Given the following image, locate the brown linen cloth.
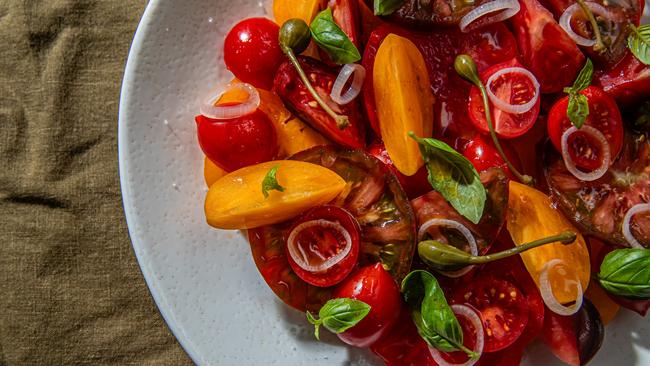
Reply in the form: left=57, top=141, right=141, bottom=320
left=0, top=1, right=192, bottom=365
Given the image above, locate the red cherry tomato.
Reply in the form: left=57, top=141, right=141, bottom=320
left=547, top=86, right=624, bottom=170
left=195, top=110, right=278, bottom=172
left=332, top=263, right=402, bottom=347
left=223, top=18, right=283, bottom=90
left=371, top=308, right=435, bottom=365
left=285, top=206, right=360, bottom=288
left=367, top=142, right=431, bottom=199
left=452, top=276, right=529, bottom=352
left=468, top=59, right=541, bottom=139
left=459, top=134, right=521, bottom=180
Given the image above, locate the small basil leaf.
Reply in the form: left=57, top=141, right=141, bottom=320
left=628, top=24, right=650, bottom=66
left=309, top=8, right=361, bottom=64
left=374, top=0, right=404, bottom=15
left=306, top=298, right=371, bottom=340
left=570, top=59, right=594, bottom=93
left=410, top=133, right=486, bottom=224
left=567, top=93, right=590, bottom=128
left=598, top=248, right=650, bottom=299
left=262, top=165, right=285, bottom=198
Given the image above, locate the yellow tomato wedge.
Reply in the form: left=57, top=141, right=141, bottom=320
left=507, top=181, right=590, bottom=304
left=204, top=157, right=227, bottom=187
left=273, top=0, right=323, bottom=25
left=585, top=281, right=620, bottom=325
left=205, top=161, right=346, bottom=229
left=373, top=34, right=434, bottom=176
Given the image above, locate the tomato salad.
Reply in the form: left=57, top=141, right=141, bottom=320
left=196, top=0, right=650, bottom=364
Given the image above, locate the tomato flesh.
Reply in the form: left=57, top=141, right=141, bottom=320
left=223, top=18, right=283, bottom=90
left=367, top=142, right=431, bottom=199
left=468, top=59, right=541, bottom=139
left=542, top=310, right=580, bottom=366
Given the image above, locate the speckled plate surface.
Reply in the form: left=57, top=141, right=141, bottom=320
left=118, top=0, right=650, bottom=365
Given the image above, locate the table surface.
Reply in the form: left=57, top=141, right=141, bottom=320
left=0, top=1, right=191, bottom=364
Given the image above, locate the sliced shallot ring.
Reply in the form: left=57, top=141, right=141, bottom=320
left=559, top=2, right=615, bottom=47
left=428, top=304, right=484, bottom=366
left=330, top=64, right=366, bottom=105
left=199, top=82, right=260, bottom=120
left=561, top=125, right=611, bottom=182
left=459, top=0, right=521, bottom=33
left=418, top=219, right=478, bottom=278
left=286, top=219, right=352, bottom=273
left=539, top=259, right=584, bottom=316
left=486, top=67, right=540, bottom=114
left=622, top=203, right=650, bottom=248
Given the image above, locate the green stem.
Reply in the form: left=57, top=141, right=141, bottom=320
left=282, top=46, right=350, bottom=129
left=576, top=0, right=606, bottom=53
left=468, top=231, right=577, bottom=264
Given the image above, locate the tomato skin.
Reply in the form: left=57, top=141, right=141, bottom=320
left=371, top=308, right=435, bottom=365
left=367, top=142, right=431, bottom=199
left=547, top=86, right=624, bottom=169
left=468, top=59, right=541, bottom=139
left=459, top=134, right=521, bottom=181
left=333, top=263, right=402, bottom=347
left=285, top=205, right=361, bottom=287
left=595, top=52, right=650, bottom=106
left=195, top=111, right=278, bottom=172
left=223, top=18, right=283, bottom=90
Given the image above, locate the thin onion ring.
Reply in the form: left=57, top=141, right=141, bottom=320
left=330, top=64, right=366, bottom=105
left=559, top=2, right=617, bottom=47
left=286, top=219, right=352, bottom=273
left=486, top=67, right=540, bottom=115
left=539, top=259, right=584, bottom=316
left=459, top=0, right=521, bottom=33
left=622, top=203, right=650, bottom=248
left=561, top=125, right=611, bottom=182
left=199, top=82, right=260, bottom=120
left=428, top=304, right=484, bottom=366
left=418, top=219, right=478, bottom=278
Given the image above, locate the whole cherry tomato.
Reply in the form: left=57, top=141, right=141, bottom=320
left=195, top=110, right=278, bottom=172
left=459, top=134, right=522, bottom=181
left=367, top=142, right=431, bottom=199
left=547, top=86, right=624, bottom=170
left=285, top=205, right=361, bottom=288
left=332, top=263, right=402, bottom=347
left=224, top=18, right=284, bottom=90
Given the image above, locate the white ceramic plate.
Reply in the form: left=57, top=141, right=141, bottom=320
left=119, top=1, right=650, bottom=365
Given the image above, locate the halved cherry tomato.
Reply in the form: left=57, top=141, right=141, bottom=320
left=548, top=86, right=624, bottom=170
left=223, top=18, right=284, bottom=90
left=195, top=110, right=278, bottom=172
left=332, top=263, right=402, bottom=347
left=370, top=308, right=435, bottom=365
left=285, top=205, right=360, bottom=287
left=459, top=134, right=522, bottom=180
left=452, top=276, right=529, bottom=352
left=468, top=59, right=541, bottom=139
left=367, top=142, right=431, bottom=199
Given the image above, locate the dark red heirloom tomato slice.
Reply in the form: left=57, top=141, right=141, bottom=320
left=509, top=0, right=585, bottom=93
left=223, top=18, right=283, bottom=90
left=274, top=57, right=366, bottom=149
left=374, top=0, right=492, bottom=28
left=248, top=146, right=416, bottom=311
left=545, top=131, right=650, bottom=248
left=195, top=111, right=278, bottom=172
left=468, top=59, right=541, bottom=139
left=367, top=142, right=431, bottom=199
left=542, top=309, right=580, bottom=366
left=595, top=52, right=650, bottom=106
left=285, top=205, right=360, bottom=287
left=548, top=86, right=624, bottom=170
left=459, top=134, right=522, bottom=181
left=332, top=263, right=402, bottom=347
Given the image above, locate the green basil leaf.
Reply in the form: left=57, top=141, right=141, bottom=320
left=261, top=165, right=285, bottom=198
left=410, top=133, right=486, bottom=224
left=598, top=248, right=650, bottom=299
left=306, top=298, right=371, bottom=340
left=402, top=270, right=476, bottom=357
left=374, top=0, right=404, bottom=15
left=570, top=58, right=594, bottom=93
left=567, top=93, right=590, bottom=128
left=309, top=8, right=361, bottom=64
left=628, top=24, right=650, bottom=66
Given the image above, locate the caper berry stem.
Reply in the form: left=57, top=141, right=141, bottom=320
left=576, top=0, right=607, bottom=53
left=467, top=231, right=577, bottom=264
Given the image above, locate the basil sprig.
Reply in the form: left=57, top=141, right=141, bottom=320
left=310, top=9, right=360, bottom=65
left=598, top=248, right=650, bottom=299
left=402, top=270, right=478, bottom=357
left=261, top=165, right=285, bottom=198
left=374, top=0, right=404, bottom=15
left=563, top=59, right=593, bottom=128
left=409, top=132, right=486, bottom=225
left=306, top=298, right=371, bottom=340
left=628, top=24, right=650, bottom=66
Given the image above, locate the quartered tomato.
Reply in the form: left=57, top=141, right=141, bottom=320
left=285, top=205, right=360, bottom=287
left=548, top=86, right=624, bottom=170
left=468, top=59, right=541, bottom=139
left=367, top=142, right=432, bottom=199
left=596, top=52, right=650, bottom=106
left=542, top=309, right=580, bottom=366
